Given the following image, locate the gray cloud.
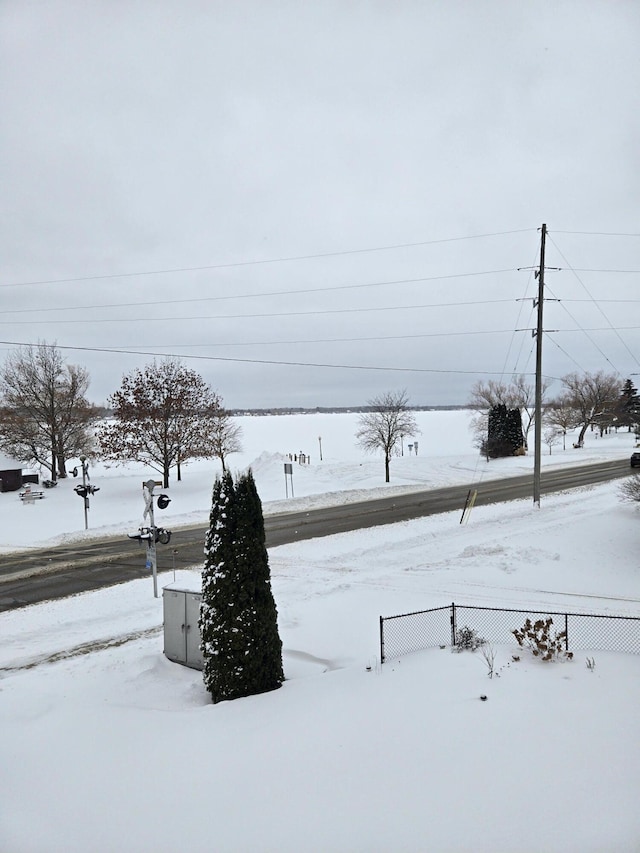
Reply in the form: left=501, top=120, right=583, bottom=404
left=1, top=1, right=639, bottom=407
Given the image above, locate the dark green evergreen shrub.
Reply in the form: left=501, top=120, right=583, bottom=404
left=453, top=625, right=486, bottom=651
left=199, top=469, right=284, bottom=703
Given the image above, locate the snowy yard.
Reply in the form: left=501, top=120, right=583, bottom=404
left=1, top=411, right=639, bottom=852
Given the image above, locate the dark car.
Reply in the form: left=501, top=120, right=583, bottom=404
left=631, top=452, right=640, bottom=468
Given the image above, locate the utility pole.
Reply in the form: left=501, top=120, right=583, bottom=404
left=533, top=223, right=547, bottom=506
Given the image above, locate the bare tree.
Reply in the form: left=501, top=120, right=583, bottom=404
left=469, top=379, right=511, bottom=410
left=208, top=408, right=243, bottom=473
left=355, top=389, right=419, bottom=483
left=470, top=375, right=550, bottom=448
left=544, top=394, right=580, bottom=450
left=543, top=427, right=561, bottom=455
left=560, top=371, right=620, bottom=447
left=0, top=342, right=97, bottom=480
left=98, top=358, right=231, bottom=487
left=509, top=374, right=551, bottom=447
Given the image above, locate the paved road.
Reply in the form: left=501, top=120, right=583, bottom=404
left=0, top=458, right=631, bottom=611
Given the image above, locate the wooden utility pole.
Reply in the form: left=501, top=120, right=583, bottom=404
left=533, top=223, right=546, bottom=506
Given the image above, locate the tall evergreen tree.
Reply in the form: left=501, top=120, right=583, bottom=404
left=505, top=407, right=524, bottom=453
left=200, top=472, right=236, bottom=700
left=199, top=469, right=283, bottom=703
left=484, top=404, right=524, bottom=458
left=615, top=379, right=640, bottom=431
left=485, top=404, right=510, bottom=458
left=234, top=470, right=284, bottom=694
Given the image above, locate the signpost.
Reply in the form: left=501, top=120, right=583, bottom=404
left=128, top=479, right=172, bottom=598
left=284, top=462, right=294, bottom=498
left=73, top=455, right=100, bottom=529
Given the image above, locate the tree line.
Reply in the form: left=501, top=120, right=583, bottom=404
left=0, top=343, right=242, bottom=486
left=1, top=343, right=636, bottom=487
left=469, top=372, right=639, bottom=458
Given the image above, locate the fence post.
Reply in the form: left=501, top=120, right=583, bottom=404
left=565, top=612, right=569, bottom=652
left=450, top=602, right=457, bottom=647
left=379, top=616, right=385, bottom=664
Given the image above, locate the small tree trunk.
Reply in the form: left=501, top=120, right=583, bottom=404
left=384, top=454, right=390, bottom=483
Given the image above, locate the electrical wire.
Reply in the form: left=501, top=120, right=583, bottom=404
left=0, top=338, right=551, bottom=378
left=0, top=228, right=535, bottom=288
left=551, top=231, right=640, bottom=238
left=548, top=234, right=640, bottom=371
left=0, top=300, right=522, bottom=325
left=0, top=274, right=518, bottom=316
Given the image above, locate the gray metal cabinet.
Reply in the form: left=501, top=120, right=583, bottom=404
left=163, top=587, right=203, bottom=670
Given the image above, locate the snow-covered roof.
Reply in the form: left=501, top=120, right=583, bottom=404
left=0, top=454, right=22, bottom=470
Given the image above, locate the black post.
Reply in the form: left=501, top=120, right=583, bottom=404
left=450, top=602, right=457, bottom=647
left=379, top=616, right=385, bottom=664
left=565, top=613, right=569, bottom=651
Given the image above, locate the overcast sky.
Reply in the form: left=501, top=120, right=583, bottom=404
left=1, top=1, right=639, bottom=408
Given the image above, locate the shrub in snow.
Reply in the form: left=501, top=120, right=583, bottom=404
left=618, top=475, right=640, bottom=503
left=480, top=643, right=497, bottom=678
left=453, top=625, right=486, bottom=652
left=199, top=469, right=284, bottom=703
left=512, top=617, right=573, bottom=662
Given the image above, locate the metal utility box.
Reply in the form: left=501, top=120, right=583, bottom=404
left=162, top=586, right=203, bottom=670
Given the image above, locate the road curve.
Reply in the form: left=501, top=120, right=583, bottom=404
left=0, top=458, right=631, bottom=611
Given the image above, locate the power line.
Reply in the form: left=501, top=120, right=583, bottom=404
left=543, top=333, right=588, bottom=374
left=0, top=228, right=534, bottom=288
left=501, top=239, right=540, bottom=380
left=548, top=234, right=640, bottom=371
left=119, top=328, right=525, bottom=350
left=0, top=338, right=552, bottom=378
left=568, top=268, right=640, bottom=273
left=0, top=299, right=521, bottom=325
left=0, top=270, right=518, bottom=316
left=551, top=230, right=640, bottom=238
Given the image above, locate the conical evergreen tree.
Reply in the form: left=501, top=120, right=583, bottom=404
left=234, top=470, right=284, bottom=695
left=616, top=379, right=640, bottom=431
left=199, top=469, right=283, bottom=703
left=485, top=404, right=524, bottom=457
left=505, top=407, right=524, bottom=453
left=200, top=471, right=237, bottom=700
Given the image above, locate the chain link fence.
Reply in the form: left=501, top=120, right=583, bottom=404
left=380, top=602, right=640, bottom=663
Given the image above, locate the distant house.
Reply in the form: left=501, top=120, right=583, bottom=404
left=0, top=455, right=24, bottom=492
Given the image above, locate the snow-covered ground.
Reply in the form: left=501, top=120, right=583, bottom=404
left=0, top=409, right=634, bottom=552
left=1, top=411, right=640, bottom=852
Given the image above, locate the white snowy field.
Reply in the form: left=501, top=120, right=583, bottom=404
left=0, top=409, right=635, bottom=553
left=1, top=411, right=640, bottom=852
